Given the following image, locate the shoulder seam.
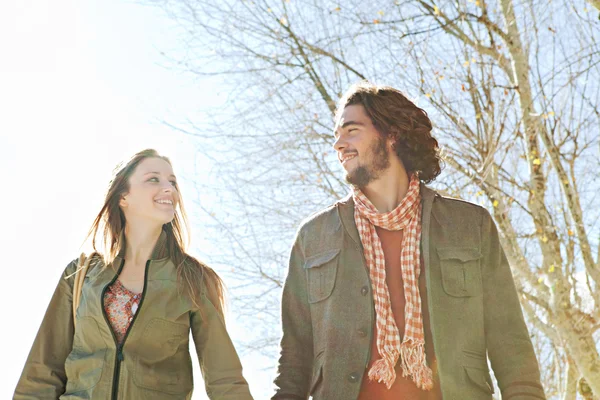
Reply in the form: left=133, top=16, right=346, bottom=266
left=436, top=194, right=485, bottom=209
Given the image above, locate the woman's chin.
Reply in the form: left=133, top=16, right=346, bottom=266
left=154, top=211, right=175, bottom=225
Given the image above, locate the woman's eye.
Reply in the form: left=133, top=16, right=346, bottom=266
left=148, top=177, right=159, bottom=182
left=170, top=181, right=178, bottom=187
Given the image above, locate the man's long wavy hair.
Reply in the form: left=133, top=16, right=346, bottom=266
left=335, top=81, right=443, bottom=183
left=86, top=149, right=225, bottom=316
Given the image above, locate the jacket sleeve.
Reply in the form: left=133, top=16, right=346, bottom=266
left=272, top=230, right=313, bottom=400
left=190, top=291, right=253, bottom=400
left=14, top=259, right=78, bottom=400
left=481, top=210, right=546, bottom=399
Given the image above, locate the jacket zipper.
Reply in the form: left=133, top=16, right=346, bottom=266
left=101, top=259, right=151, bottom=400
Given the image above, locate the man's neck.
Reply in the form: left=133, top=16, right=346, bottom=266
left=361, top=160, right=410, bottom=213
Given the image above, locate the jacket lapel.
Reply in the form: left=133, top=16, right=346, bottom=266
left=336, top=193, right=361, bottom=247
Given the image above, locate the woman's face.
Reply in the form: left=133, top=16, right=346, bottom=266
left=120, top=157, right=180, bottom=226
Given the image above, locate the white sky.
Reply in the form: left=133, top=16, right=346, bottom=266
left=0, top=0, right=271, bottom=398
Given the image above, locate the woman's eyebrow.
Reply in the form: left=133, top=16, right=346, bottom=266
left=144, top=171, right=177, bottom=178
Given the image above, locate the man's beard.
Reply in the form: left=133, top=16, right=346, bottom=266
left=346, top=135, right=391, bottom=188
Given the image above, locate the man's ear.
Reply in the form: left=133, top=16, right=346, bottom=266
left=387, top=137, right=396, bottom=150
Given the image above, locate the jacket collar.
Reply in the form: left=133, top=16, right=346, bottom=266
left=337, top=182, right=437, bottom=246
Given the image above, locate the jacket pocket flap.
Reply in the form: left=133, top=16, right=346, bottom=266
left=462, top=350, right=487, bottom=368
left=304, top=249, right=341, bottom=269
left=437, top=247, right=481, bottom=262
left=464, top=366, right=494, bottom=394
left=463, top=351, right=495, bottom=395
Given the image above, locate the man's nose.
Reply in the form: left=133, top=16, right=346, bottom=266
left=333, top=135, right=346, bottom=152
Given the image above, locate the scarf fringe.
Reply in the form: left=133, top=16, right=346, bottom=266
left=399, top=341, right=434, bottom=390
left=368, top=350, right=399, bottom=389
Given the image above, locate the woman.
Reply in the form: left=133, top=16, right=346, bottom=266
left=14, top=149, right=254, bottom=399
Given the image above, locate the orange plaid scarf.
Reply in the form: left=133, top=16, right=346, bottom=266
left=353, top=175, right=433, bottom=390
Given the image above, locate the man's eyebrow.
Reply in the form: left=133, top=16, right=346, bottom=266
left=144, top=171, right=177, bottom=179
left=340, top=120, right=365, bottom=129
left=334, top=120, right=364, bottom=137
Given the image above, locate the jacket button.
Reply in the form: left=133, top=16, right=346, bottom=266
left=361, top=286, right=369, bottom=296
left=348, top=372, right=360, bottom=383
left=357, top=328, right=367, bottom=338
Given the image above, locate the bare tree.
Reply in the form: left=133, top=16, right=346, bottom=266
left=150, top=0, right=600, bottom=396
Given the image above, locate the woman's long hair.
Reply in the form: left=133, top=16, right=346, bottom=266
left=86, top=149, right=225, bottom=317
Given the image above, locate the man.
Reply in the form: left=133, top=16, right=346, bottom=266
left=272, top=82, right=545, bottom=400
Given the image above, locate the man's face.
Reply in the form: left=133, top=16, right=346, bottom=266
left=333, top=104, right=391, bottom=188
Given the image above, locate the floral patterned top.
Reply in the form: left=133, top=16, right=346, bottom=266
left=104, top=279, right=141, bottom=345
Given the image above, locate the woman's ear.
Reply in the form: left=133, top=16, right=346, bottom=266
left=119, top=194, right=128, bottom=208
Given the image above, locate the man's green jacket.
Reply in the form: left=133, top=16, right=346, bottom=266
left=273, top=184, right=545, bottom=400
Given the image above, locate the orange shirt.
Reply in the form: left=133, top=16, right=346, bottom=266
left=357, top=227, right=443, bottom=400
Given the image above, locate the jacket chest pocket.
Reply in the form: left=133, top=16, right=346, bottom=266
left=437, top=247, right=482, bottom=297
left=133, top=318, right=193, bottom=394
left=304, top=249, right=340, bottom=303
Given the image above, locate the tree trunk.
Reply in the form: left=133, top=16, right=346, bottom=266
left=563, top=356, right=578, bottom=400
left=499, top=0, right=600, bottom=393
left=559, top=318, right=600, bottom=396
